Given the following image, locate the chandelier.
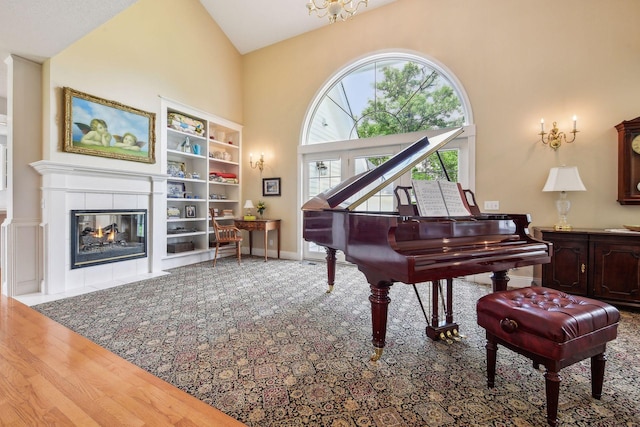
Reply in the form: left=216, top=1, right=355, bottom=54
left=306, top=0, right=369, bottom=23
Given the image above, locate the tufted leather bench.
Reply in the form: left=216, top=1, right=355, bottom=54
left=476, top=286, right=619, bottom=427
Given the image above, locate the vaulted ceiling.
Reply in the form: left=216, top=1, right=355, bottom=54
left=0, top=0, right=397, bottom=100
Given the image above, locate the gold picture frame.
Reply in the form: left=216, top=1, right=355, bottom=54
left=63, top=87, right=156, bottom=163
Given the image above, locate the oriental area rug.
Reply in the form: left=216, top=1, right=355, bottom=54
left=35, top=258, right=640, bottom=426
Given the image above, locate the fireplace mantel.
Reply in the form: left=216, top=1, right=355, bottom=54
left=31, top=160, right=167, bottom=182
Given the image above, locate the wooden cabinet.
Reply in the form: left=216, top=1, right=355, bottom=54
left=160, top=99, right=242, bottom=268
left=534, top=228, right=640, bottom=308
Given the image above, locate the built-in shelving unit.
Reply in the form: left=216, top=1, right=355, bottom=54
left=159, top=98, right=242, bottom=269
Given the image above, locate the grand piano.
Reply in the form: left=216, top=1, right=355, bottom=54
left=302, top=128, right=552, bottom=360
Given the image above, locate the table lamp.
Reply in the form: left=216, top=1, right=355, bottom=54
left=243, top=200, right=256, bottom=220
left=542, top=166, right=586, bottom=231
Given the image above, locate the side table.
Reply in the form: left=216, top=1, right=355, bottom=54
left=233, top=219, right=281, bottom=261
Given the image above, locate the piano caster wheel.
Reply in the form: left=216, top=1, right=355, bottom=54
left=326, top=285, right=334, bottom=293
left=370, top=347, right=384, bottom=361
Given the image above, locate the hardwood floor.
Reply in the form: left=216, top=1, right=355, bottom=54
left=0, top=293, right=246, bottom=426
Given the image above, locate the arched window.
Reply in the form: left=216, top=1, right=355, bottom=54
left=303, top=52, right=471, bottom=145
left=299, top=52, right=475, bottom=260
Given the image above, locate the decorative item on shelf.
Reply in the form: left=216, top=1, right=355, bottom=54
left=167, top=112, right=204, bottom=136
left=181, top=136, right=191, bottom=153
left=167, top=206, right=181, bottom=219
left=539, top=116, right=578, bottom=150
left=192, top=144, right=200, bottom=155
left=243, top=200, right=256, bottom=220
left=167, top=181, right=186, bottom=198
left=167, top=241, right=195, bottom=253
left=306, top=0, right=368, bottom=23
left=542, top=166, right=586, bottom=231
left=185, top=205, right=196, bottom=218
left=167, top=160, right=186, bottom=177
left=249, top=152, right=265, bottom=174
left=257, top=200, right=266, bottom=218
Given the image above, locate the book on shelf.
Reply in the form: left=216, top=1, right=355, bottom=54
left=411, top=180, right=472, bottom=217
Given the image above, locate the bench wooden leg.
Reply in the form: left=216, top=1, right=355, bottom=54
left=485, top=337, right=497, bottom=388
left=591, top=353, right=607, bottom=399
left=544, top=369, right=561, bottom=427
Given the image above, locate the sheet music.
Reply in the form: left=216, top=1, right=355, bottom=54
left=412, top=180, right=471, bottom=217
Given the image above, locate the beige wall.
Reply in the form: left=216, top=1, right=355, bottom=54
left=242, top=0, right=640, bottom=258
left=41, top=0, right=640, bottom=264
left=45, top=0, right=242, bottom=170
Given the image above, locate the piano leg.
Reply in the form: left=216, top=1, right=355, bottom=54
left=358, top=266, right=393, bottom=361
left=369, top=282, right=392, bottom=361
left=491, top=270, right=510, bottom=292
left=325, top=247, right=336, bottom=293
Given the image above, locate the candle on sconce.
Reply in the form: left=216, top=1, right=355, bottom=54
left=572, top=115, right=577, bottom=131
left=540, top=118, right=545, bottom=133
left=250, top=153, right=253, bottom=162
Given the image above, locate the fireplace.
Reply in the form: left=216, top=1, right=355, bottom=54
left=71, top=209, right=147, bottom=269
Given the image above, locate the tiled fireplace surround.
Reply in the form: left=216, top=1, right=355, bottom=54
left=32, top=161, right=167, bottom=295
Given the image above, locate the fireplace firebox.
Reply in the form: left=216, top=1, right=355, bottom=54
left=71, top=209, right=147, bottom=269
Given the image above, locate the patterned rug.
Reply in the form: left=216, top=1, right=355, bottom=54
left=34, top=257, right=640, bottom=426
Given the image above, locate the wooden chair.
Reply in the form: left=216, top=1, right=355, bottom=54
left=210, top=208, right=243, bottom=266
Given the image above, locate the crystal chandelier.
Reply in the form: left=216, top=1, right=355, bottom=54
left=306, top=0, right=369, bottom=23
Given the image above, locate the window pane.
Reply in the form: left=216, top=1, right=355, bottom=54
left=307, top=57, right=465, bottom=144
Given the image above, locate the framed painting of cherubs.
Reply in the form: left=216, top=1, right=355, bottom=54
left=63, top=87, right=156, bottom=163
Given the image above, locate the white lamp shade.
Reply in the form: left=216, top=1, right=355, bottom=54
left=542, top=166, right=586, bottom=192
left=244, top=200, right=255, bottom=209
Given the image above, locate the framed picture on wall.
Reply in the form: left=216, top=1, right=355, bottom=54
left=63, top=87, right=156, bottom=163
left=263, top=177, right=281, bottom=196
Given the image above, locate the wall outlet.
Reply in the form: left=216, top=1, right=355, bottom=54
left=484, top=200, right=500, bottom=211
left=269, top=239, right=273, bottom=246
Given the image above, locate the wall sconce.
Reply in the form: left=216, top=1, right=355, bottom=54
left=542, top=166, right=586, bottom=230
left=316, top=161, right=328, bottom=176
left=249, top=153, right=265, bottom=173
left=539, top=116, right=578, bottom=150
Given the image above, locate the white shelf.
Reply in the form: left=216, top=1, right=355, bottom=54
left=209, top=139, right=239, bottom=149
left=163, top=248, right=210, bottom=260
left=167, top=149, right=207, bottom=159
left=209, top=158, right=239, bottom=166
left=167, top=231, right=206, bottom=238
left=167, top=217, right=206, bottom=223
left=160, top=99, right=242, bottom=268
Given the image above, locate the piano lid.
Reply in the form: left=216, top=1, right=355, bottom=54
left=302, top=127, right=464, bottom=211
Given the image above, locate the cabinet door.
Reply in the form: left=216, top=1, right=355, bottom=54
left=541, top=232, right=588, bottom=295
left=591, top=237, right=640, bottom=303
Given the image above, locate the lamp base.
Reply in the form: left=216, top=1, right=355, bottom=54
left=243, top=215, right=256, bottom=220
left=554, top=223, right=573, bottom=231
